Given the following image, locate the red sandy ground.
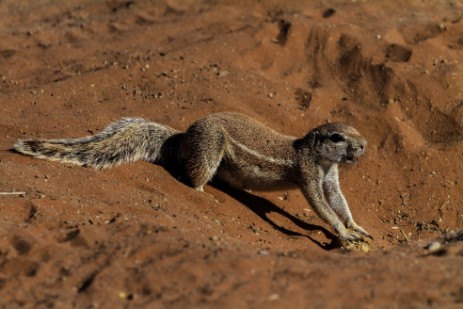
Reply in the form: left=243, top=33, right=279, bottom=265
left=0, top=0, right=462, bottom=308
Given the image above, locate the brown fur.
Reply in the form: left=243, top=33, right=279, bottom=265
left=14, top=112, right=370, bottom=241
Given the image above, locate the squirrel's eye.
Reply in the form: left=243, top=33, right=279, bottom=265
left=329, top=133, right=344, bottom=143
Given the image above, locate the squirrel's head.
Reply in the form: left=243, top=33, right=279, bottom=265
left=298, top=123, right=367, bottom=164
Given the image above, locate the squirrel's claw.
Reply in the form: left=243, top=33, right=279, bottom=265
left=346, top=221, right=372, bottom=240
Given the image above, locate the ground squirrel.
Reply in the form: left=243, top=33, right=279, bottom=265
left=14, top=112, right=370, bottom=241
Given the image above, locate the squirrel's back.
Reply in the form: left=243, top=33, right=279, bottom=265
left=202, top=112, right=296, bottom=160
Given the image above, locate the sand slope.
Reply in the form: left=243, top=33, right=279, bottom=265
left=0, top=0, right=462, bottom=307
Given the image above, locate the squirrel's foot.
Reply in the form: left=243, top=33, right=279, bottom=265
left=194, top=185, right=205, bottom=192
left=338, top=228, right=365, bottom=242
left=346, top=220, right=372, bottom=240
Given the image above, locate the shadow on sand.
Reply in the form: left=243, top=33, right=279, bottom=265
left=211, top=182, right=341, bottom=251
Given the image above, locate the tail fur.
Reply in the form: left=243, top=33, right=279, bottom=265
left=14, top=118, right=179, bottom=169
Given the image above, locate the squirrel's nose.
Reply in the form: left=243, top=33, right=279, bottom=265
left=359, top=140, right=367, bottom=152
left=356, top=144, right=366, bottom=154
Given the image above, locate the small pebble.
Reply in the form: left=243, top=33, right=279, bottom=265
left=425, top=241, right=442, bottom=253
left=268, top=293, right=279, bottom=301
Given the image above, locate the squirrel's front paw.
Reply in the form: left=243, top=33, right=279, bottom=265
left=338, top=227, right=364, bottom=242
left=346, top=221, right=372, bottom=239
left=338, top=226, right=372, bottom=252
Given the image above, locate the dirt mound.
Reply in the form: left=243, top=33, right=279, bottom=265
left=1, top=0, right=462, bottom=307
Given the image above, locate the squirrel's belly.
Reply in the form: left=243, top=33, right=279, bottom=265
left=214, top=165, right=295, bottom=191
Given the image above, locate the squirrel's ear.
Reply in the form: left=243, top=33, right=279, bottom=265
left=312, top=132, right=320, bottom=148
left=294, top=131, right=320, bottom=149
left=304, top=131, right=319, bottom=148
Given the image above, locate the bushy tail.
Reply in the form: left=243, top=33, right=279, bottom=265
left=14, top=118, right=179, bottom=169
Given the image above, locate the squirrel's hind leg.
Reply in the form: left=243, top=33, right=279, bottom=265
left=178, top=119, right=227, bottom=191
